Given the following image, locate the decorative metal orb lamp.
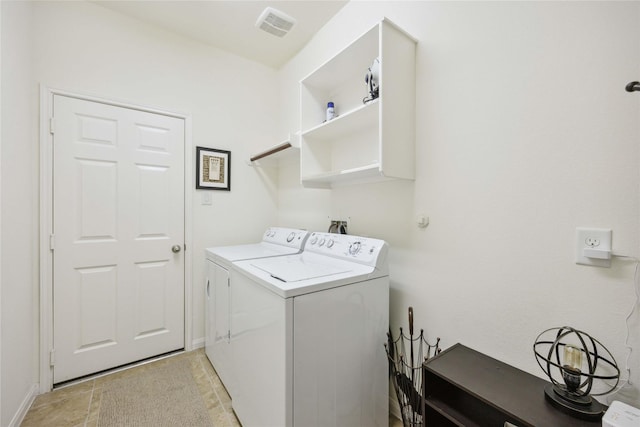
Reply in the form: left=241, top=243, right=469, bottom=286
left=533, top=326, right=620, bottom=420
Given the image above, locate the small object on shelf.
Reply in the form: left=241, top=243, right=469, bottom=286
left=364, top=57, right=380, bottom=104
left=385, top=307, right=440, bottom=427
left=533, top=326, right=620, bottom=421
left=326, top=101, right=335, bottom=121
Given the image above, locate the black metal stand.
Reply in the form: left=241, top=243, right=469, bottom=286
left=386, top=308, right=440, bottom=427
left=544, top=384, right=606, bottom=421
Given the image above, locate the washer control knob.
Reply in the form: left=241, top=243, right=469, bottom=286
left=349, top=241, right=362, bottom=256
left=327, top=239, right=335, bottom=248
left=319, top=238, right=326, bottom=247
left=310, top=236, right=318, bottom=245
left=287, top=232, right=295, bottom=243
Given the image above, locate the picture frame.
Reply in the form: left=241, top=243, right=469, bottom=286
left=196, top=146, right=231, bottom=191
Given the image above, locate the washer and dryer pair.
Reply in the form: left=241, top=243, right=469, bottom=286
left=205, top=227, right=389, bottom=427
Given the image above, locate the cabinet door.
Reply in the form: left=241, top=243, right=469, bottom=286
left=205, top=261, right=232, bottom=394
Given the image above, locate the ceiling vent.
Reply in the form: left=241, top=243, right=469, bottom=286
left=255, top=7, right=296, bottom=38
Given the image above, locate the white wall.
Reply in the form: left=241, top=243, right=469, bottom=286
left=2, top=0, right=281, bottom=422
left=1, top=0, right=2, bottom=419
left=1, top=1, right=39, bottom=425
left=278, top=1, right=640, bottom=405
left=1, top=2, right=3, bottom=422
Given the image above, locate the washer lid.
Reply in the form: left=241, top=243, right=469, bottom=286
left=206, top=242, right=299, bottom=264
left=205, top=227, right=310, bottom=264
left=233, top=253, right=383, bottom=298
left=250, top=257, right=351, bottom=282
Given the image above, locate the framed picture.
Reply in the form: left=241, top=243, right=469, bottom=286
left=196, top=146, right=231, bottom=191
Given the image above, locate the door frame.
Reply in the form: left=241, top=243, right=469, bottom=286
left=38, top=86, right=194, bottom=392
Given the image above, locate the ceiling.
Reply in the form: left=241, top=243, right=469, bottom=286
left=92, top=1, right=349, bottom=69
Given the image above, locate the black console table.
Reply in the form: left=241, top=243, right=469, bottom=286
left=422, top=343, right=603, bottom=426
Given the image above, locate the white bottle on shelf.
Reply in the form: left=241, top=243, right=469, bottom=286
left=326, top=102, right=335, bottom=121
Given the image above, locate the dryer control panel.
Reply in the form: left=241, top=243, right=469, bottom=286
left=262, top=227, right=310, bottom=249
left=304, top=232, right=388, bottom=268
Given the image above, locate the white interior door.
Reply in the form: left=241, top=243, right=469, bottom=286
left=52, top=95, right=185, bottom=384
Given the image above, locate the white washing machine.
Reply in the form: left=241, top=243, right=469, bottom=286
left=204, top=227, right=309, bottom=397
left=230, top=232, right=389, bottom=427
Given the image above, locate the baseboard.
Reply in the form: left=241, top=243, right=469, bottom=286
left=8, top=383, right=38, bottom=427
left=191, top=336, right=205, bottom=349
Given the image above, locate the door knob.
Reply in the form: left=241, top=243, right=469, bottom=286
left=172, top=245, right=182, bottom=253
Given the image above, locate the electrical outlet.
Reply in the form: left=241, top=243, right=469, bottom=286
left=585, top=237, right=600, bottom=247
left=575, top=228, right=612, bottom=267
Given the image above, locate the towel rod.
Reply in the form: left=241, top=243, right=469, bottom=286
left=625, top=81, right=640, bottom=92
left=249, top=141, right=292, bottom=162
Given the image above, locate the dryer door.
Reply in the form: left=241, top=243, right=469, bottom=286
left=205, top=260, right=233, bottom=394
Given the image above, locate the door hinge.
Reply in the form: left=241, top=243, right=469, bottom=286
left=49, top=349, right=55, bottom=366
left=49, top=118, right=55, bottom=135
left=49, top=234, right=55, bottom=251
left=227, top=278, right=230, bottom=287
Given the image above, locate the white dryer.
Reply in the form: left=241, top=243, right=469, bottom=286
left=230, top=232, right=389, bottom=427
left=204, top=227, right=309, bottom=396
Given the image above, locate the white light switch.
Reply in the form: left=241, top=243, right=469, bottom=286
left=202, top=192, right=212, bottom=205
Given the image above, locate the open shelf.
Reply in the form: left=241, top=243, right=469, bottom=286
left=299, top=18, right=416, bottom=188
left=301, top=100, right=378, bottom=141
left=300, top=164, right=384, bottom=188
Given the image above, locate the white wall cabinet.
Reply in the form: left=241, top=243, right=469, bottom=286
left=300, top=18, right=417, bottom=188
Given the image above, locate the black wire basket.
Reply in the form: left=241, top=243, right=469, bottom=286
left=385, top=307, right=441, bottom=427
